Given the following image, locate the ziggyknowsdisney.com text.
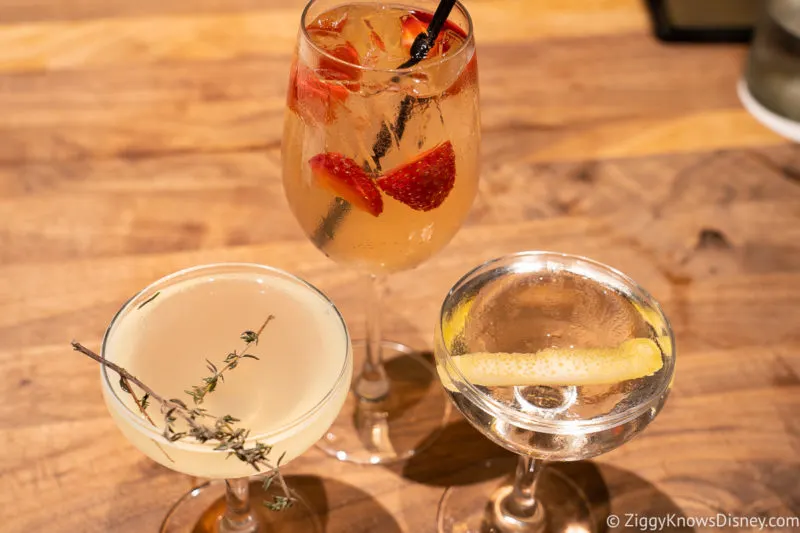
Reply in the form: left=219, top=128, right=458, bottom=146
left=607, top=512, right=799, bottom=530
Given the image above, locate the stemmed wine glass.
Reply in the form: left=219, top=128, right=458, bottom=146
left=434, top=252, right=676, bottom=532
left=282, top=0, right=479, bottom=463
left=97, top=264, right=352, bottom=532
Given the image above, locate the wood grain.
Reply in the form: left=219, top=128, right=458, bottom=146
left=1, top=0, right=798, bottom=532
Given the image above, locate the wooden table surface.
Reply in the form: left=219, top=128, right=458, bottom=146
left=2, top=0, right=799, bottom=531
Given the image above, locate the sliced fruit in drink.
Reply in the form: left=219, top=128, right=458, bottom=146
left=362, top=31, right=388, bottom=67
left=631, top=301, right=673, bottom=356
left=288, top=26, right=362, bottom=124
left=400, top=13, right=428, bottom=51
left=450, top=338, right=664, bottom=387
left=288, top=63, right=350, bottom=125
left=357, top=18, right=390, bottom=67
left=309, top=153, right=383, bottom=217
left=369, top=29, right=386, bottom=52
left=377, top=141, right=456, bottom=211
left=401, top=10, right=468, bottom=57
left=410, top=9, right=469, bottom=38
left=442, top=295, right=474, bottom=348
left=312, top=34, right=362, bottom=86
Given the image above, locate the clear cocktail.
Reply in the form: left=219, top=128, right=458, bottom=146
left=435, top=252, right=676, bottom=533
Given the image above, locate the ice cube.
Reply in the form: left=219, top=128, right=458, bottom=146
left=307, top=28, right=347, bottom=52
left=306, top=6, right=349, bottom=33
left=361, top=19, right=387, bottom=68
left=307, top=28, right=362, bottom=87
left=289, top=63, right=350, bottom=126
left=357, top=11, right=407, bottom=68
left=438, top=28, right=466, bottom=57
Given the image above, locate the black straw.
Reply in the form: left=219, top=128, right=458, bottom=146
left=399, top=0, right=458, bottom=70
left=311, top=0, right=459, bottom=248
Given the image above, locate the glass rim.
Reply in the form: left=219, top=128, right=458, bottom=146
left=299, top=0, right=475, bottom=75
left=436, top=250, right=677, bottom=433
left=100, top=262, right=353, bottom=446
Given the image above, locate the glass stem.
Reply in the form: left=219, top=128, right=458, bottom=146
left=495, top=457, right=546, bottom=531
left=354, top=274, right=390, bottom=401
left=221, top=478, right=259, bottom=533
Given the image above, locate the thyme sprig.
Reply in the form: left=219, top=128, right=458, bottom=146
left=70, top=318, right=293, bottom=511
left=185, top=315, right=275, bottom=405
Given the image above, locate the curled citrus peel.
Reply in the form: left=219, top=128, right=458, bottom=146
left=438, top=338, right=665, bottom=391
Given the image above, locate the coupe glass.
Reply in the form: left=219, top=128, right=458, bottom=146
left=282, top=0, right=479, bottom=463
left=434, top=252, right=676, bottom=533
left=100, top=264, right=352, bottom=532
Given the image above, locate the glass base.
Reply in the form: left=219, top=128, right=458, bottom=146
left=437, top=458, right=598, bottom=533
left=738, top=78, right=800, bottom=143
left=316, top=340, right=451, bottom=464
left=160, top=479, right=321, bottom=533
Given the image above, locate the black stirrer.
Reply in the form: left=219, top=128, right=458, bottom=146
left=311, top=0, right=459, bottom=248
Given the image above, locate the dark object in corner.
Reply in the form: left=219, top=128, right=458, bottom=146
left=645, top=0, right=760, bottom=42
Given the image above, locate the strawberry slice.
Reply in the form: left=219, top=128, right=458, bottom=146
left=401, top=10, right=468, bottom=56
left=361, top=20, right=386, bottom=66
left=399, top=10, right=475, bottom=97
left=370, top=30, right=386, bottom=52
left=306, top=29, right=361, bottom=90
left=377, top=142, right=456, bottom=212
left=401, top=14, right=428, bottom=52
left=317, top=39, right=361, bottom=86
left=410, top=9, right=468, bottom=39
left=363, top=19, right=386, bottom=51
left=310, top=153, right=383, bottom=217
left=288, top=62, right=349, bottom=124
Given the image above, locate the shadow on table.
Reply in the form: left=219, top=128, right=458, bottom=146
left=397, top=419, right=514, bottom=486
left=287, top=474, right=403, bottom=533
left=103, top=469, right=401, bottom=533
left=395, top=420, right=693, bottom=532
left=555, top=462, right=694, bottom=533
